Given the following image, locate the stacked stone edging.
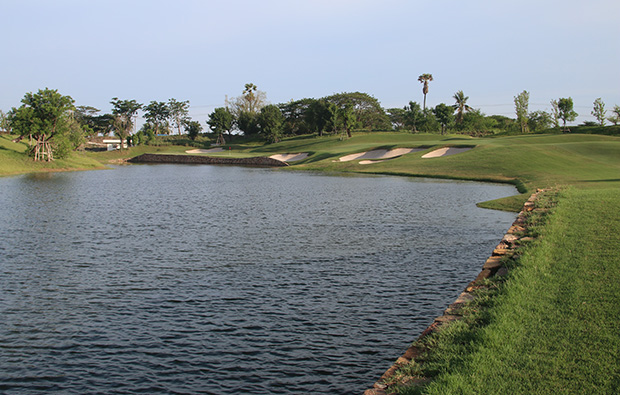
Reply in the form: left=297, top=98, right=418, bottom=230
left=128, top=153, right=288, bottom=167
left=363, top=189, right=549, bottom=395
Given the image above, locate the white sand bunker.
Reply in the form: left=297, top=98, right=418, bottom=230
left=421, top=147, right=472, bottom=158
left=269, top=153, right=309, bottom=162
left=186, top=148, right=224, bottom=154
left=339, top=148, right=423, bottom=162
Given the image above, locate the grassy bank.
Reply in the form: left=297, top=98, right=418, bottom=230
left=0, top=135, right=104, bottom=176
left=395, top=188, right=620, bottom=394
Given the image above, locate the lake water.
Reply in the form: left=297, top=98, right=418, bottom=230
left=0, top=164, right=516, bottom=394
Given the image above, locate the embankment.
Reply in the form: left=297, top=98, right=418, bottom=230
left=128, top=153, right=288, bottom=167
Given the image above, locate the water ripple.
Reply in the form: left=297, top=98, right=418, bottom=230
left=0, top=166, right=515, bottom=394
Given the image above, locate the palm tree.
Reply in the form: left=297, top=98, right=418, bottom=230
left=418, top=73, right=433, bottom=111
left=453, top=90, right=472, bottom=124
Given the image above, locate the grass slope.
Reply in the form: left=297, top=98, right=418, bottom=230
left=400, top=188, right=620, bottom=394
left=0, top=135, right=104, bottom=176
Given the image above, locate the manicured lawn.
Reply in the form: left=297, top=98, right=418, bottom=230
left=396, top=188, right=620, bottom=394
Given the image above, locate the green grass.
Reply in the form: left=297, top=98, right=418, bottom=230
left=0, top=135, right=104, bottom=176
left=396, top=188, right=620, bottom=394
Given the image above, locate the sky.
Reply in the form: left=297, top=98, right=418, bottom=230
left=2, top=0, right=619, bottom=126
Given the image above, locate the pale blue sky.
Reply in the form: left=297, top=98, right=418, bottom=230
left=2, top=0, right=619, bottom=125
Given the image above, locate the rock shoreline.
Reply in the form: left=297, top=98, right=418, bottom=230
left=128, top=153, right=289, bottom=167
left=364, top=189, right=549, bottom=395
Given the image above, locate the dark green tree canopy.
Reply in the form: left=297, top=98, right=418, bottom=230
left=207, top=107, right=235, bottom=143
left=258, top=104, right=284, bottom=143
left=557, top=97, right=578, bottom=130
left=110, top=98, right=142, bottom=150
left=323, top=92, right=390, bottom=131
left=143, top=101, right=170, bottom=135
left=9, top=88, right=75, bottom=160
left=432, top=103, right=454, bottom=134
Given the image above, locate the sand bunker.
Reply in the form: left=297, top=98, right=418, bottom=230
left=186, top=148, right=224, bottom=154
left=338, top=148, right=423, bottom=162
left=421, top=147, right=472, bottom=158
left=269, top=153, right=309, bottom=162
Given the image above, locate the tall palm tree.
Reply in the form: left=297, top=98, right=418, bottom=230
left=418, top=73, right=433, bottom=111
left=453, top=90, right=472, bottom=124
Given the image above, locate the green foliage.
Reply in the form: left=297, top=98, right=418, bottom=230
left=557, top=97, right=578, bottom=131
left=306, top=99, right=333, bottom=136
left=453, top=90, right=472, bottom=125
left=591, top=97, right=606, bottom=126
left=168, top=98, right=190, bottom=135
left=279, top=98, right=316, bottom=135
left=237, top=111, right=260, bottom=136
left=404, top=101, right=424, bottom=132
left=432, top=103, right=454, bottom=134
left=418, top=73, right=433, bottom=110
left=0, top=109, right=11, bottom=133
left=514, top=90, right=530, bottom=133
left=207, top=107, right=234, bottom=140
left=323, top=92, right=391, bottom=131
left=184, top=120, right=203, bottom=141
left=527, top=110, right=552, bottom=132
left=460, top=109, right=497, bottom=133
left=9, top=88, right=76, bottom=160
left=386, top=107, right=407, bottom=130
left=110, top=97, right=142, bottom=150
left=606, top=104, right=620, bottom=126
left=257, top=104, right=284, bottom=143
left=143, top=101, right=170, bottom=135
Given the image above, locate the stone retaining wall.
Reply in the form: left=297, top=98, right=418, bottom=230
left=364, top=189, right=549, bottom=395
left=128, top=153, right=288, bottom=167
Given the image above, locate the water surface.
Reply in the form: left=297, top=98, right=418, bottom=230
left=0, top=165, right=515, bottom=394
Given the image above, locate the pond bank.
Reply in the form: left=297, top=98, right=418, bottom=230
left=128, top=153, right=288, bottom=167
left=364, top=189, right=548, bottom=394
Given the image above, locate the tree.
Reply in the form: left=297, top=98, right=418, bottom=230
left=168, top=98, right=190, bottom=135
left=514, top=90, right=530, bottom=133
left=185, top=120, right=203, bottom=141
left=230, top=83, right=267, bottom=116
left=306, top=99, right=332, bottom=136
left=110, top=98, right=142, bottom=150
left=403, top=101, right=423, bottom=132
left=527, top=110, right=552, bottom=132
left=323, top=92, right=390, bottom=131
left=73, top=106, right=101, bottom=139
left=257, top=104, right=284, bottom=143
left=207, top=107, right=235, bottom=144
left=279, top=98, right=316, bottom=135
left=9, top=88, right=75, bottom=161
left=461, top=109, right=497, bottom=133
left=550, top=99, right=560, bottom=128
left=453, top=90, right=472, bottom=126
left=0, top=109, right=12, bottom=133
left=143, top=101, right=170, bottom=136
left=432, top=103, right=454, bottom=135
left=386, top=108, right=406, bottom=130
left=337, top=105, right=356, bottom=138
left=591, top=98, right=606, bottom=126
left=418, top=73, right=433, bottom=111
left=557, top=97, right=578, bottom=131
left=608, top=104, right=620, bottom=126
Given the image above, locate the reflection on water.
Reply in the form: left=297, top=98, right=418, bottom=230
left=0, top=165, right=515, bottom=394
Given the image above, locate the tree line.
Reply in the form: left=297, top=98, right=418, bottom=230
left=2, top=80, right=619, bottom=161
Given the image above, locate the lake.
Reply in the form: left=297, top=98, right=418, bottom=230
left=0, top=164, right=516, bottom=394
